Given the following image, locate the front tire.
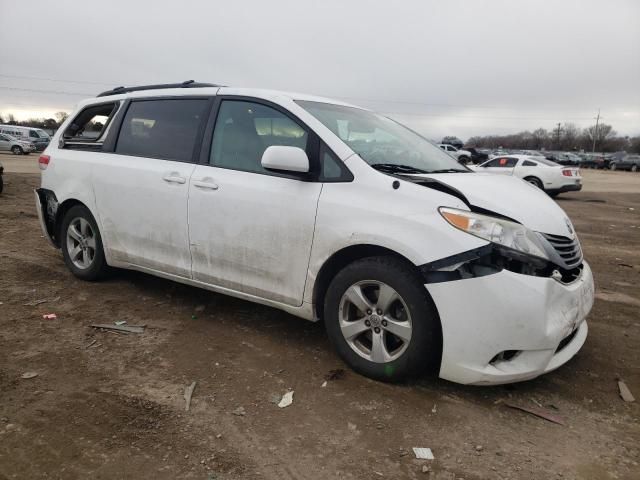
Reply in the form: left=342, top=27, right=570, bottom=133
left=324, top=256, right=441, bottom=382
left=60, top=205, right=109, bottom=281
left=610, top=163, right=617, bottom=171
left=11, top=146, right=23, bottom=155
left=632, top=164, right=638, bottom=172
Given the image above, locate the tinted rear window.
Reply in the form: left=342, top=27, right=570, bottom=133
left=116, top=99, right=209, bottom=162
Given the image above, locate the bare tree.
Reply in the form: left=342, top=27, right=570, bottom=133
left=55, top=111, right=69, bottom=125
left=583, top=123, right=616, bottom=151
left=561, top=123, right=580, bottom=151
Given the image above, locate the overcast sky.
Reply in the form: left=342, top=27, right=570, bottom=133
left=1, top=0, right=638, bottom=140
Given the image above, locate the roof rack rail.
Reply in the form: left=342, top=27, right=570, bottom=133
left=97, top=80, right=220, bottom=97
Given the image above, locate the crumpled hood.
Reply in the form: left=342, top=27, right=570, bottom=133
left=416, top=172, right=575, bottom=237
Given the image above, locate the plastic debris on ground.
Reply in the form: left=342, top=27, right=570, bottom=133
left=90, top=323, right=145, bottom=334
left=618, top=379, right=635, bottom=402
left=505, top=402, right=566, bottom=425
left=278, top=390, right=294, bottom=408
left=114, top=320, right=127, bottom=326
left=232, top=406, right=246, bottom=416
left=184, top=381, right=197, bottom=411
left=21, top=372, right=39, bottom=379
left=413, top=447, right=434, bottom=460
left=42, top=313, right=57, bottom=320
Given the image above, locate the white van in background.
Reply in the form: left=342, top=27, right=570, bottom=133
left=0, top=125, right=51, bottom=151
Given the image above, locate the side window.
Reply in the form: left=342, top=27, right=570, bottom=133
left=522, top=160, right=537, bottom=167
left=493, top=157, right=517, bottom=167
left=319, top=144, right=353, bottom=182
left=29, top=130, right=39, bottom=138
left=210, top=100, right=308, bottom=174
left=484, top=159, right=500, bottom=167
left=116, top=99, right=209, bottom=162
left=65, top=103, right=118, bottom=142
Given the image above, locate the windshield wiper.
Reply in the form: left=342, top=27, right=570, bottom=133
left=371, top=163, right=430, bottom=174
left=426, top=168, right=471, bottom=173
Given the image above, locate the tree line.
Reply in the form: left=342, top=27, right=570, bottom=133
left=466, top=122, right=640, bottom=154
left=0, top=111, right=70, bottom=131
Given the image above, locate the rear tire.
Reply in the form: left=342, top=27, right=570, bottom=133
left=632, top=164, right=638, bottom=172
left=323, top=256, right=441, bottom=382
left=524, top=176, right=543, bottom=190
left=610, top=163, right=617, bottom=171
left=60, top=205, right=109, bottom=281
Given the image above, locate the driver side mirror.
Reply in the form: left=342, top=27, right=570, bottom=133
left=261, top=146, right=309, bottom=173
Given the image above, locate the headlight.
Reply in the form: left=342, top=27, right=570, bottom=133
left=439, top=207, right=549, bottom=260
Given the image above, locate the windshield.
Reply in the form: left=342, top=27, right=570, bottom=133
left=297, top=101, right=469, bottom=173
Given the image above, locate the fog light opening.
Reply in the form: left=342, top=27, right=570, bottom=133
left=490, top=350, right=521, bottom=364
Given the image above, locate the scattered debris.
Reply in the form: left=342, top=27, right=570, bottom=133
left=413, top=447, right=435, bottom=460
left=399, top=448, right=409, bottom=457
left=421, top=464, right=431, bottom=473
left=24, top=296, right=60, bottom=307
left=232, top=406, right=246, bottom=416
left=184, top=381, right=197, bottom=411
left=431, top=404, right=437, bottom=414
left=617, top=263, right=634, bottom=269
left=278, top=390, right=294, bottom=408
left=324, top=368, right=346, bottom=381
left=321, top=381, right=327, bottom=388
left=24, top=299, right=47, bottom=306
left=505, top=402, right=566, bottom=425
left=114, top=320, right=127, bottom=326
left=90, top=323, right=145, bottom=334
left=42, top=313, right=57, bottom=320
left=618, top=379, right=635, bottom=402
left=21, top=372, right=39, bottom=379
left=475, top=445, right=484, bottom=452
left=85, top=339, right=97, bottom=349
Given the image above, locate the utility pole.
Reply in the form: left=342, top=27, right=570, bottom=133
left=592, top=109, right=601, bottom=153
left=555, top=122, right=563, bottom=149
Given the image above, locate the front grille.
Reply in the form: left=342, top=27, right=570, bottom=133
left=542, top=233, right=583, bottom=268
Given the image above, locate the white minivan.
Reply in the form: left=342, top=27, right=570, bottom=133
left=35, top=81, right=594, bottom=385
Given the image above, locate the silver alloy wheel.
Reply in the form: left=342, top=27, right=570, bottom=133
left=338, top=280, right=412, bottom=363
left=66, top=217, right=96, bottom=269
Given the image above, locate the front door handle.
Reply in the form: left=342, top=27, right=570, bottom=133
left=193, top=178, right=219, bottom=191
left=162, top=173, right=187, bottom=184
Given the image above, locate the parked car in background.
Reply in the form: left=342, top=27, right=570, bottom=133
left=471, top=155, right=582, bottom=196
left=545, top=152, right=581, bottom=166
left=440, top=136, right=464, bottom=149
left=438, top=144, right=472, bottom=163
left=580, top=153, right=610, bottom=169
left=0, top=125, right=51, bottom=151
left=35, top=81, right=593, bottom=385
left=462, top=147, right=489, bottom=164
left=610, top=154, right=640, bottom=172
left=0, top=158, right=3, bottom=193
left=0, top=133, right=36, bottom=155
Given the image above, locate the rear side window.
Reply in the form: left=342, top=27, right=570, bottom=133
left=116, top=99, right=209, bottom=162
left=65, top=103, right=118, bottom=142
left=522, top=160, right=537, bottom=166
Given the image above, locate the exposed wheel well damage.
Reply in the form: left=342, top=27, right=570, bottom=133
left=36, top=189, right=88, bottom=248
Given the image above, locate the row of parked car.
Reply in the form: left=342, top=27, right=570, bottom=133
left=439, top=144, right=640, bottom=172
left=0, top=125, right=51, bottom=154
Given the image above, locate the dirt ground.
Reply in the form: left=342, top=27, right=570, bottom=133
left=1, top=157, right=639, bottom=480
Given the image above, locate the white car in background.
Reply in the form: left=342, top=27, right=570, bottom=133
left=471, top=155, right=582, bottom=197
left=438, top=144, right=472, bottom=163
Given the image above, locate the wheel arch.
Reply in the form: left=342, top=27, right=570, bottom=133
left=312, top=244, right=422, bottom=321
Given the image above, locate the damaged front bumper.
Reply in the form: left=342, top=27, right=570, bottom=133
left=427, top=261, right=594, bottom=385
